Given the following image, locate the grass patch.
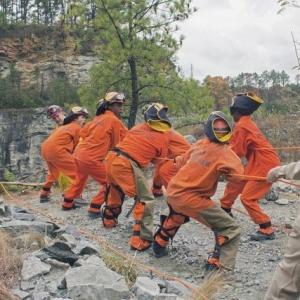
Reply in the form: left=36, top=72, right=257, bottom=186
left=191, top=271, right=225, bottom=300
left=0, top=169, right=22, bottom=193
left=0, top=282, right=16, bottom=300
left=0, top=230, right=22, bottom=289
left=101, top=248, right=138, bottom=287
left=13, top=232, right=47, bottom=251
left=0, top=230, right=46, bottom=296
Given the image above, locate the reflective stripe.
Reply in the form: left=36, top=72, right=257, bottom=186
left=133, top=231, right=140, bottom=236
left=90, top=203, right=101, bottom=209
left=63, top=198, right=73, bottom=203
left=260, top=221, right=272, bottom=229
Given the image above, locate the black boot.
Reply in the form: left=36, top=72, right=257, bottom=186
left=40, top=195, right=50, bottom=203
left=153, top=241, right=168, bottom=258
left=88, top=211, right=102, bottom=219
left=250, top=231, right=275, bottom=241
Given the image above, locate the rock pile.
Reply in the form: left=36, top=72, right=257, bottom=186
left=0, top=198, right=191, bottom=300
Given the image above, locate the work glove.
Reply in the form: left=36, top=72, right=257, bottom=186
left=174, top=155, right=184, bottom=169
left=267, top=166, right=285, bottom=183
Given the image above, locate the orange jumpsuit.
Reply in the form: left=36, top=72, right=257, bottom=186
left=154, top=138, right=244, bottom=269
left=104, top=123, right=170, bottom=249
left=41, top=122, right=81, bottom=190
left=220, top=116, right=280, bottom=228
left=152, top=130, right=190, bottom=190
left=63, top=111, right=127, bottom=210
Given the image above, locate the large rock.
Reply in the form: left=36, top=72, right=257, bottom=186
left=65, top=265, right=131, bottom=300
left=12, top=212, right=35, bottom=221
left=74, top=240, right=100, bottom=256
left=165, top=281, right=191, bottom=298
left=54, top=225, right=82, bottom=239
left=0, top=220, right=55, bottom=236
left=75, top=254, right=106, bottom=268
left=59, top=233, right=77, bottom=248
left=12, top=289, right=31, bottom=300
left=21, top=256, right=51, bottom=281
left=43, top=241, right=79, bottom=265
left=132, top=277, right=160, bottom=300
left=32, top=291, right=51, bottom=300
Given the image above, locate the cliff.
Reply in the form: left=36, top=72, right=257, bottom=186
left=0, top=108, right=52, bottom=181
left=0, top=26, right=97, bottom=88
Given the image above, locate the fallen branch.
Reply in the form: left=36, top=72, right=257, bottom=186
left=0, top=181, right=43, bottom=187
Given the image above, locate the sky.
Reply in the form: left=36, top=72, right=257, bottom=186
left=176, top=0, right=300, bottom=82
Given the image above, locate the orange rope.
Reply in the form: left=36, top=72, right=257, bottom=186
left=255, top=146, right=300, bottom=151
left=229, top=174, right=300, bottom=189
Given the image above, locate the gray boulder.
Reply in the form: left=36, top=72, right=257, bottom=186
left=65, top=265, right=131, bottom=300
left=21, top=256, right=51, bottom=281
left=0, top=220, right=55, bottom=236
left=12, top=289, right=31, bottom=300
left=165, top=281, right=191, bottom=298
left=43, top=241, right=79, bottom=266
left=132, top=277, right=160, bottom=300
left=74, top=240, right=100, bottom=256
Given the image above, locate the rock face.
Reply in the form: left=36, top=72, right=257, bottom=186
left=0, top=108, right=52, bottom=180
left=0, top=34, right=97, bottom=89
left=0, top=31, right=98, bottom=181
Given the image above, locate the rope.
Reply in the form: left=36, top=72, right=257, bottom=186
left=0, top=183, right=201, bottom=296
left=255, top=146, right=300, bottom=151
left=229, top=174, right=300, bottom=189
left=0, top=181, right=43, bottom=187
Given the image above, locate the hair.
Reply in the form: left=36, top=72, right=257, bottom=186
left=63, top=114, right=80, bottom=125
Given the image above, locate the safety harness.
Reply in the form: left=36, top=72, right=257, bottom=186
left=154, top=207, right=189, bottom=246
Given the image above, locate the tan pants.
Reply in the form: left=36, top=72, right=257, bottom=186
left=156, top=194, right=241, bottom=270
left=106, top=152, right=154, bottom=241
left=265, top=214, right=300, bottom=300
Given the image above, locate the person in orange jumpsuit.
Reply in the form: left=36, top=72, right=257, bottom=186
left=62, top=92, right=127, bottom=215
left=40, top=105, right=67, bottom=201
left=40, top=107, right=88, bottom=204
left=153, top=111, right=244, bottom=272
left=220, top=92, right=280, bottom=241
left=151, top=130, right=190, bottom=197
left=103, top=103, right=171, bottom=251
left=46, top=105, right=65, bottom=125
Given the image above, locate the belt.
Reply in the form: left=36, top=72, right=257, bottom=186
left=112, top=147, right=142, bottom=168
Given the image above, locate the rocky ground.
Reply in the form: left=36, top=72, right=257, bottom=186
left=0, top=179, right=299, bottom=300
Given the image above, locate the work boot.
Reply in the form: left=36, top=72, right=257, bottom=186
left=130, top=236, right=151, bottom=251
left=88, top=211, right=102, bottom=219
left=221, top=207, right=233, bottom=218
left=152, top=186, right=164, bottom=198
left=205, top=257, right=221, bottom=272
left=62, top=203, right=78, bottom=211
left=40, top=194, right=50, bottom=203
left=153, top=241, right=168, bottom=258
left=62, top=197, right=79, bottom=211
left=250, top=231, right=275, bottom=241
left=39, top=187, right=51, bottom=203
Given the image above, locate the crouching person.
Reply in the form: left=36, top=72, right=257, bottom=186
left=153, top=111, right=244, bottom=271
left=265, top=161, right=300, bottom=300
left=40, top=107, right=88, bottom=203
left=103, top=103, right=171, bottom=251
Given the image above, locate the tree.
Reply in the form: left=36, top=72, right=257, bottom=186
left=77, top=0, right=196, bottom=127
left=204, top=76, right=232, bottom=110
